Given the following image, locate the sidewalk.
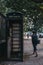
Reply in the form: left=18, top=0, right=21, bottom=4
left=1, top=49, right=43, bottom=65
left=1, top=55, right=43, bottom=65
left=1, top=38, right=43, bottom=65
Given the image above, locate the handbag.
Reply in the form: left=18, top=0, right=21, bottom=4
left=37, top=40, right=40, bottom=44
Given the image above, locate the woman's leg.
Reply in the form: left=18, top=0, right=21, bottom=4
left=32, top=44, right=35, bottom=54
left=33, top=44, right=38, bottom=57
left=34, top=45, right=38, bottom=57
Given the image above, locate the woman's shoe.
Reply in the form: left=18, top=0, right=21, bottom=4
left=32, top=52, right=35, bottom=55
left=35, top=54, right=38, bottom=57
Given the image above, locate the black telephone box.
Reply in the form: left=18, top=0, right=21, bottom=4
left=6, top=12, right=23, bottom=61
left=0, top=13, right=7, bottom=61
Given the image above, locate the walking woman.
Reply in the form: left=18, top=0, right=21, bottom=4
left=32, top=31, right=38, bottom=57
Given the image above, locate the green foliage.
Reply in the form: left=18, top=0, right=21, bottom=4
left=0, top=0, right=43, bottom=32
left=0, top=0, right=6, bottom=14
